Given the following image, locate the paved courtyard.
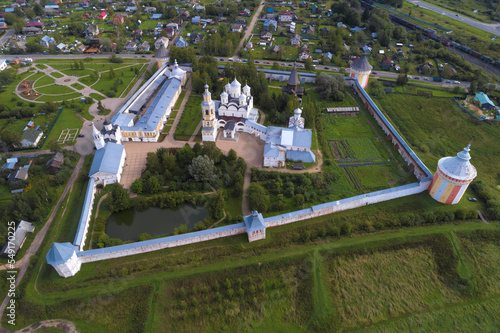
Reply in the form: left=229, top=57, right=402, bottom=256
left=121, top=149, right=149, bottom=189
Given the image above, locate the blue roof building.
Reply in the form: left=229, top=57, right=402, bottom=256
left=89, top=142, right=126, bottom=185
left=474, top=92, right=496, bottom=110
left=244, top=211, right=266, bottom=241
left=175, top=36, right=188, bottom=48
left=46, top=242, right=81, bottom=277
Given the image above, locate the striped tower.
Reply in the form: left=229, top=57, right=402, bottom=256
left=428, top=143, right=477, bottom=204
left=350, top=55, right=373, bottom=89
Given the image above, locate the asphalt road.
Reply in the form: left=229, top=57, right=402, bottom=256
left=405, top=0, right=500, bottom=36
left=0, top=29, right=14, bottom=47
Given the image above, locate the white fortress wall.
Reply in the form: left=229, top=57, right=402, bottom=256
left=78, top=223, right=247, bottom=263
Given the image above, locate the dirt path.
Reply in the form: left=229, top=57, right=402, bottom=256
left=88, top=193, right=110, bottom=250
left=0, top=155, right=84, bottom=331
left=233, top=2, right=265, bottom=58
left=477, top=210, right=489, bottom=224
left=16, top=319, right=79, bottom=333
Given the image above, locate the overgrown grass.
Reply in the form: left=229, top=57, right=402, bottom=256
left=174, top=94, right=203, bottom=140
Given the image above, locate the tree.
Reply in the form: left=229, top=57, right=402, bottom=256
left=246, top=183, right=269, bottom=213
left=208, top=189, right=225, bottom=219
left=315, top=73, right=346, bottom=101
left=146, top=176, right=162, bottom=194
left=0, top=129, right=21, bottom=146
left=304, top=58, right=314, bottom=71
left=188, top=155, right=218, bottom=184
left=130, top=179, right=143, bottom=194
left=47, top=139, right=60, bottom=153
left=108, top=183, right=131, bottom=212
left=396, top=74, right=408, bottom=86
left=108, top=66, right=115, bottom=79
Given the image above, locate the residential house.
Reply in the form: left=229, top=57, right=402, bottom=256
left=263, top=19, right=277, bottom=31
left=138, top=41, right=150, bottom=52
left=195, top=4, right=205, bottom=12
left=362, top=45, right=372, bottom=54
left=320, top=27, right=330, bottom=35
left=0, top=221, right=35, bottom=258
left=337, top=22, right=346, bottom=29
left=324, top=52, right=333, bottom=60
left=21, top=27, right=41, bottom=35
left=235, top=17, right=247, bottom=24
left=165, top=22, right=179, bottom=30
left=351, top=26, right=364, bottom=33
left=150, top=13, right=162, bottom=20
left=173, top=18, right=184, bottom=25
left=133, top=29, right=142, bottom=37
left=154, top=36, right=169, bottom=49
left=25, top=21, right=44, bottom=29
left=0, top=22, right=8, bottom=31
left=270, top=44, right=280, bottom=53
left=190, top=33, right=205, bottom=44
left=56, top=43, right=67, bottom=52
left=302, top=25, right=314, bottom=35
left=83, top=24, right=99, bottom=38
left=192, top=16, right=201, bottom=25
left=231, top=24, right=243, bottom=32
left=40, top=35, right=55, bottom=48
left=77, top=44, right=86, bottom=53
left=267, top=8, right=274, bottom=13
left=125, top=40, right=137, bottom=51
left=144, top=6, right=156, bottom=13
left=289, top=22, right=295, bottom=33
left=174, top=37, right=188, bottom=48
left=298, top=46, right=311, bottom=60
left=241, top=8, right=251, bottom=16
left=291, top=34, right=300, bottom=46
left=0, top=59, right=7, bottom=71
left=381, top=56, right=392, bottom=69
left=113, top=14, right=124, bottom=24
left=279, top=11, right=293, bottom=22
left=474, top=92, right=496, bottom=110
left=46, top=152, right=64, bottom=174
left=261, top=31, right=272, bottom=42
left=310, top=4, right=318, bottom=13
left=163, top=27, right=175, bottom=38
left=97, top=12, right=107, bottom=20
left=1, top=157, right=17, bottom=170
left=21, top=128, right=43, bottom=147
left=125, top=6, right=137, bottom=12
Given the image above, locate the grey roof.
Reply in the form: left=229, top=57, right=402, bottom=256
left=89, top=142, right=125, bottom=176
left=351, top=55, right=373, bottom=72
left=46, top=242, right=77, bottom=266
left=21, top=128, right=42, bottom=144
left=244, top=211, right=266, bottom=232
left=155, top=43, right=168, bottom=58
left=224, top=120, right=235, bottom=130
left=287, top=63, right=300, bottom=85
left=0, top=221, right=34, bottom=257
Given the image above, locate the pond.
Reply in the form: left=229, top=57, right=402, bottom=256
left=106, top=205, right=209, bottom=241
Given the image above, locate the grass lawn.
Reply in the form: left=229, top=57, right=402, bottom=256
left=372, top=94, right=500, bottom=186
left=174, top=94, right=203, bottom=141
left=50, top=72, right=63, bottom=79
left=71, top=82, right=85, bottom=90
left=35, top=84, right=75, bottom=95
left=173, top=91, right=187, bottom=110
left=33, top=74, right=55, bottom=88
left=35, top=92, right=82, bottom=102
left=91, top=64, right=145, bottom=97
left=43, top=107, right=84, bottom=146
left=89, top=93, right=105, bottom=101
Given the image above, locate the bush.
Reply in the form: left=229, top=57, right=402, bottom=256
left=300, top=230, right=311, bottom=243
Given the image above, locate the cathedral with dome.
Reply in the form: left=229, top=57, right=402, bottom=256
left=201, top=78, right=315, bottom=167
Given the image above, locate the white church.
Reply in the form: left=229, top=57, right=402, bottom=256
left=201, top=78, right=315, bottom=167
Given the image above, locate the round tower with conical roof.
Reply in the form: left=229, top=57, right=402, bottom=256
left=428, top=143, right=477, bottom=204
left=350, top=55, right=373, bottom=89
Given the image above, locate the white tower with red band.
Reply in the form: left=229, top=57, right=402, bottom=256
left=428, top=143, right=477, bottom=204
left=350, top=55, right=373, bottom=89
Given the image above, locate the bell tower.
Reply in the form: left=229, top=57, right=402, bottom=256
left=92, top=122, right=105, bottom=150
left=201, top=84, right=217, bottom=142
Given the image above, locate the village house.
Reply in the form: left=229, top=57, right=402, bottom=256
left=231, top=24, right=243, bottom=33
left=279, top=11, right=293, bottom=22
left=113, top=14, right=124, bottom=24
left=46, top=152, right=64, bottom=174
left=163, top=27, right=175, bottom=38
left=83, top=24, right=99, bottom=38
left=260, top=31, right=272, bottom=42
left=474, top=92, right=496, bottom=110
left=291, top=34, right=301, bottom=46
left=174, top=37, right=188, bottom=48
left=125, top=40, right=137, bottom=51
left=138, top=41, right=150, bottom=52
left=190, top=33, right=205, bottom=44
left=263, top=19, right=277, bottom=31
left=154, top=36, right=169, bottom=49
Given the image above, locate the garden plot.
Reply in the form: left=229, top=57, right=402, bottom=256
left=58, top=128, right=79, bottom=143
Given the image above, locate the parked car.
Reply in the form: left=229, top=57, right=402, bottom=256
left=446, top=80, right=451, bottom=83
left=324, top=66, right=329, bottom=69
left=266, top=61, right=271, bottom=64
left=78, top=134, right=84, bottom=138
left=468, top=197, right=477, bottom=202
left=373, top=71, right=378, bottom=74
left=453, top=80, right=461, bottom=84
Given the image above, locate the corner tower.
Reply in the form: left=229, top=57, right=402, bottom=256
left=350, top=55, right=373, bottom=89
left=201, top=84, right=217, bottom=142
left=428, top=143, right=477, bottom=204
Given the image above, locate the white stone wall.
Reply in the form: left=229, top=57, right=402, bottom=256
left=55, top=251, right=82, bottom=278
left=79, top=227, right=247, bottom=263
left=265, top=181, right=431, bottom=228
